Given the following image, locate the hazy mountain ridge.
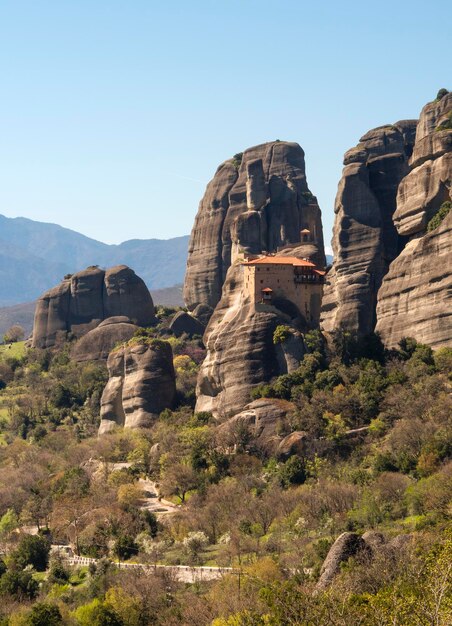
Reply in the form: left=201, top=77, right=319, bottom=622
left=0, top=214, right=189, bottom=306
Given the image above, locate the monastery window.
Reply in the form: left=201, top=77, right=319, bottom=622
left=260, top=280, right=263, bottom=284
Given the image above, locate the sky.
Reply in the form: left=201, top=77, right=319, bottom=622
left=0, top=1, right=450, bottom=251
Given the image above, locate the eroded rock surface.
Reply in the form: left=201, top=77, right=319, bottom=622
left=215, top=398, right=295, bottom=454
left=184, top=141, right=325, bottom=313
left=71, top=316, right=139, bottom=362
left=32, top=265, right=156, bottom=349
left=195, top=263, right=307, bottom=418
left=316, top=532, right=368, bottom=590
left=321, top=121, right=417, bottom=335
left=375, top=92, right=452, bottom=348
left=375, top=210, right=452, bottom=348
left=394, top=92, right=452, bottom=236
left=99, top=340, right=176, bottom=434
left=169, top=311, right=205, bottom=337
left=189, top=141, right=325, bottom=418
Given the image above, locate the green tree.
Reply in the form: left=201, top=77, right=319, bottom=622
left=0, top=569, right=38, bottom=599
left=73, top=599, right=123, bottom=626
left=26, top=603, right=62, bottom=626
left=11, top=534, right=50, bottom=571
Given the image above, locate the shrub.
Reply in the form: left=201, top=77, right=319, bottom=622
left=26, top=603, right=63, bottom=626
left=113, top=534, right=138, bottom=561
left=72, top=599, right=123, bottom=626
left=0, top=569, right=38, bottom=599
left=48, top=557, right=70, bottom=584
left=436, top=88, right=448, bottom=100
left=232, top=152, right=243, bottom=169
left=427, top=201, right=451, bottom=231
left=10, top=534, right=50, bottom=571
left=278, top=456, right=306, bottom=486
left=273, top=325, right=292, bottom=344
left=183, top=531, right=209, bottom=561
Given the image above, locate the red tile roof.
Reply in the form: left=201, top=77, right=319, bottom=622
left=242, top=255, right=316, bottom=267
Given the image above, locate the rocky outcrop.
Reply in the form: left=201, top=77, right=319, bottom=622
left=71, top=316, right=139, bottom=362
left=321, top=121, right=417, bottom=335
left=98, top=339, right=176, bottom=434
left=189, top=141, right=325, bottom=418
left=375, top=92, right=452, bottom=348
left=169, top=311, right=205, bottom=337
left=316, top=532, right=368, bottom=590
left=32, top=265, right=156, bottom=349
left=184, top=141, right=325, bottom=313
left=215, top=398, right=295, bottom=454
left=393, top=93, right=452, bottom=236
left=277, top=430, right=309, bottom=460
left=375, top=210, right=452, bottom=348
left=195, top=262, right=307, bottom=418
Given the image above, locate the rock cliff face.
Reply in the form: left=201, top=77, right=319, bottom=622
left=394, top=93, right=452, bottom=236
left=321, top=121, right=417, bottom=335
left=98, top=339, right=176, bottom=434
left=184, top=141, right=325, bottom=313
left=376, top=92, right=452, bottom=347
left=195, top=263, right=306, bottom=418
left=375, top=210, right=452, bottom=348
left=188, top=141, right=325, bottom=418
left=32, top=265, right=156, bottom=349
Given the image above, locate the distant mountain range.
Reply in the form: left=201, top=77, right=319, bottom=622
left=0, top=214, right=189, bottom=306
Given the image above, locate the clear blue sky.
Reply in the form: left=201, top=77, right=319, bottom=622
left=0, top=0, right=450, bottom=251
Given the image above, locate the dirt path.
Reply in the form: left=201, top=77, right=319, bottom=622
left=138, top=478, right=179, bottom=517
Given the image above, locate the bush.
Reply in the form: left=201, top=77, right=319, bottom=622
left=113, top=534, right=138, bottom=561
left=73, top=599, right=123, bottom=626
left=232, top=152, right=243, bottom=169
left=278, top=456, right=306, bottom=486
left=273, top=325, right=292, bottom=345
left=26, top=603, right=63, bottom=626
left=10, top=534, right=50, bottom=571
left=0, top=569, right=38, bottom=599
left=427, top=201, right=451, bottom=231
left=48, top=557, right=70, bottom=584
left=436, top=88, right=448, bottom=100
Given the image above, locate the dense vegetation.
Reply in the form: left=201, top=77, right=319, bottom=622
left=0, top=317, right=450, bottom=625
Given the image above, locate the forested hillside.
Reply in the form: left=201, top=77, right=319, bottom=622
left=0, top=317, right=450, bottom=625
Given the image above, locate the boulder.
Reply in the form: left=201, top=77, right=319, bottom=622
left=71, top=316, right=139, bottom=362
left=215, top=398, right=295, bottom=454
left=98, top=339, right=176, bottom=434
left=316, top=532, right=368, bottom=590
left=192, top=303, right=214, bottom=326
left=321, top=121, right=417, bottom=336
left=184, top=141, right=325, bottom=312
left=32, top=265, right=156, bottom=349
left=169, top=311, right=205, bottom=337
left=277, top=431, right=309, bottom=459
left=361, top=530, right=386, bottom=551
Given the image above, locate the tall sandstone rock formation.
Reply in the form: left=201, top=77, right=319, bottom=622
left=188, top=141, right=325, bottom=418
left=321, top=120, right=417, bottom=335
left=184, top=141, right=325, bottom=313
left=32, top=265, right=156, bottom=349
left=376, top=92, right=452, bottom=348
left=98, top=339, right=176, bottom=434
